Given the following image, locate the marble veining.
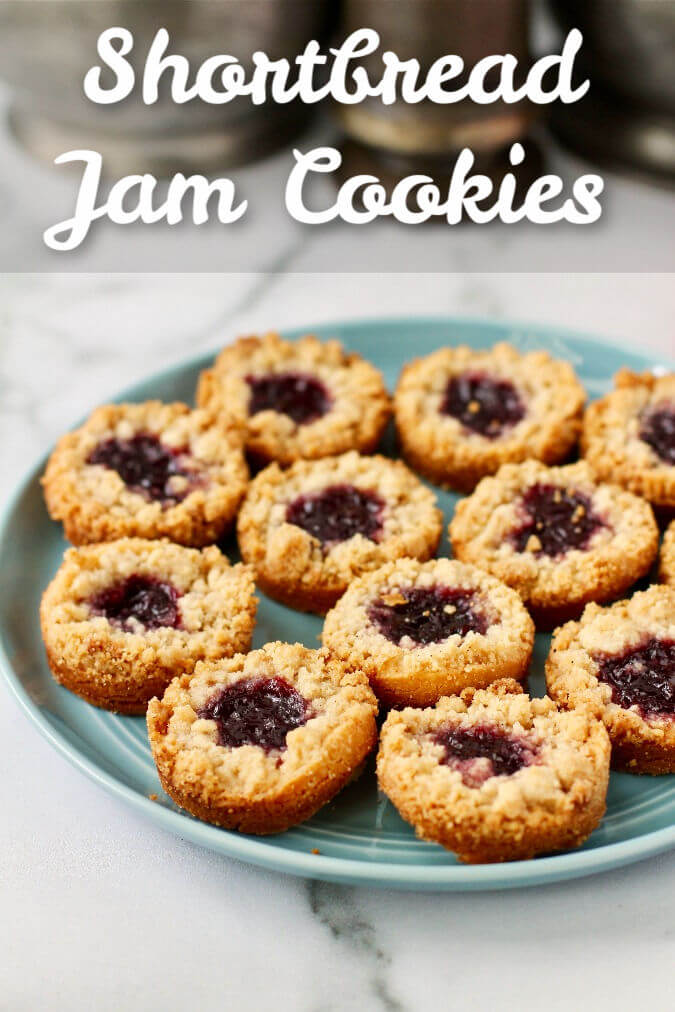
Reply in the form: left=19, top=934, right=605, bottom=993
left=308, top=881, right=406, bottom=1012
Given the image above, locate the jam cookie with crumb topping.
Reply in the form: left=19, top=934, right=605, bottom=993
left=322, top=558, right=534, bottom=708
left=237, top=451, right=443, bottom=614
left=546, top=586, right=675, bottom=775
left=582, top=369, right=675, bottom=512
left=450, top=460, right=659, bottom=629
left=42, top=402, right=248, bottom=547
left=394, top=342, right=585, bottom=492
left=197, top=332, right=391, bottom=467
left=147, top=642, right=378, bottom=834
left=40, top=538, right=256, bottom=714
left=659, top=521, right=675, bottom=586
left=377, top=679, right=610, bottom=863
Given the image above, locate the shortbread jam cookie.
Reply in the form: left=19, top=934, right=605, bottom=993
left=546, top=587, right=675, bottom=774
left=237, top=451, right=443, bottom=613
left=582, top=369, right=675, bottom=511
left=147, top=643, right=378, bottom=833
left=197, top=332, right=391, bottom=466
left=322, top=558, right=534, bottom=707
left=660, top=521, right=675, bottom=586
left=377, top=679, right=610, bottom=863
left=40, top=539, right=257, bottom=714
left=394, top=342, right=585, bottom=491
left=42, top=402, right=248, bottom=546
left=449, top=460, right=659, bottom=628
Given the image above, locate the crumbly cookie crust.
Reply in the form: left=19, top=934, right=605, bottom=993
left=581, top=369, right=675, bottom=510
left=42, top=401, right=248, bottom=546
left=322, top=558, right=534, bottom=708
left=394, top=342, right=585, bottom=491
left=546, top=587, right=675, bottom=775
left=237, top=451, right=443, bottom=614
left=197, top=332, right=391, bottom=466
left=377, top=679, right=610, bottom=863
left=660, top=521, right=675, bottom=586
left=450, top=460, right=659, bottom=628
left=40, top=539, right=257, bottom=714
left=147, top=642, right=378, bottom=834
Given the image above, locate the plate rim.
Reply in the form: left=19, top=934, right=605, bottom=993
left=2, top=313, right=674, bottom=892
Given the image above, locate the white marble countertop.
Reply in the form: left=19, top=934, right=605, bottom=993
left=1, top=272, right=674, bottom=1012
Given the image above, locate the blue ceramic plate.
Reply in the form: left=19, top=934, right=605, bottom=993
left=2, top=316, right=674, bottom=891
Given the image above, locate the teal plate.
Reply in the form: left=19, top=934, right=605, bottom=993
left=2, top=316, right=674, bottom=891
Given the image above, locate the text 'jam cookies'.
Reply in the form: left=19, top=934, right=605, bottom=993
left=197, top=332, right=391, bottom=467
left=237, top=451, right=443, bottom=614
left=377, top=679, right=610, bottom=863
left=40, top=539, right=257, bottom=714
left=322, top=557, right=534, bottom=708
left=147, top=642, right=378, bottom=834
left=450, top=460, right=659, bottom=629
left=42, top=401, right=248, bottom=546
left=546, top=586, right=675, bottom=775
left=582, top=369, right=675, bottom=512
left=394, top=342, right=585, bottom=492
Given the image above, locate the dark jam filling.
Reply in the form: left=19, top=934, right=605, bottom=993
left=368, top=585, right=490, bottom=647
left=432, top=723, right=536, bottom=788
left=440, top=372, right=525, bottom=438
left=89, top=574, right=181, bottom=631
left=639, top=403, right=675, bottom=465
left=594, top=637, right=675, bottom=720
left=509, top=483, right=606, bottom=559
left=286, top=484, right=384, bottom=546
left=198, top=676, right=311, bottom=752
left=246, top=372, right=331, bottom=425
left=87, top=433, right=195, bottom=505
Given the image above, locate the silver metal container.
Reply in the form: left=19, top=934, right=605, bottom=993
left=553, top=0, right=675, bottom=112
left=551, top=0, right=675, bottom=182
left=338, top=0, right=534, bottom=157
left=333, top=0, right=541, bottom=213
left=0, top=0, right=332, bottom=174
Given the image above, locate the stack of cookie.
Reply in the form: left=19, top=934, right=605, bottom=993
left=40, top=333, right=674, bottom=862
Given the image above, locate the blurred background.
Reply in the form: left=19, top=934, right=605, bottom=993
left=0, top=0, right=673, bottom=270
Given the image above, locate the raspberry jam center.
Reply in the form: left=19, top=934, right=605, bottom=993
left=198, top=676, right=311, bottom=751
left=90, top=574, right=181, bottom=631
left=441, top=372, right=525, bottom=438
left=247, top=372, right=331, bottom=425
left=87, top=433, right=194, bottom=504
left=594, top=637, right=675, bottom=719
left=432, top=723, right=536, bottom=788
left=639, top=403, right=675, bottom=465
left=509, top=483, right=606, bottom=558
left=368, top=586, right=490, bottom=646
left=286, top=484, right=384, bottom=546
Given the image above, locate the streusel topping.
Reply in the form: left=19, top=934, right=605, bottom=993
left=43, top=401, right=248, bottom=546
left=582, top=369, right=675, bottom=509
left=395, top=342, right=585, bottom=491
left=197, top=333, right=391, bottom=465
left=238, top=452, right=442, bottom=612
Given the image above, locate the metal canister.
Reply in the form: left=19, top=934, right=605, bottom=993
left=0, top=0, right=333, bottom=175
left=550, top=0, right=675, bottom=183
left=335, top=0, right=538, bottom=195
